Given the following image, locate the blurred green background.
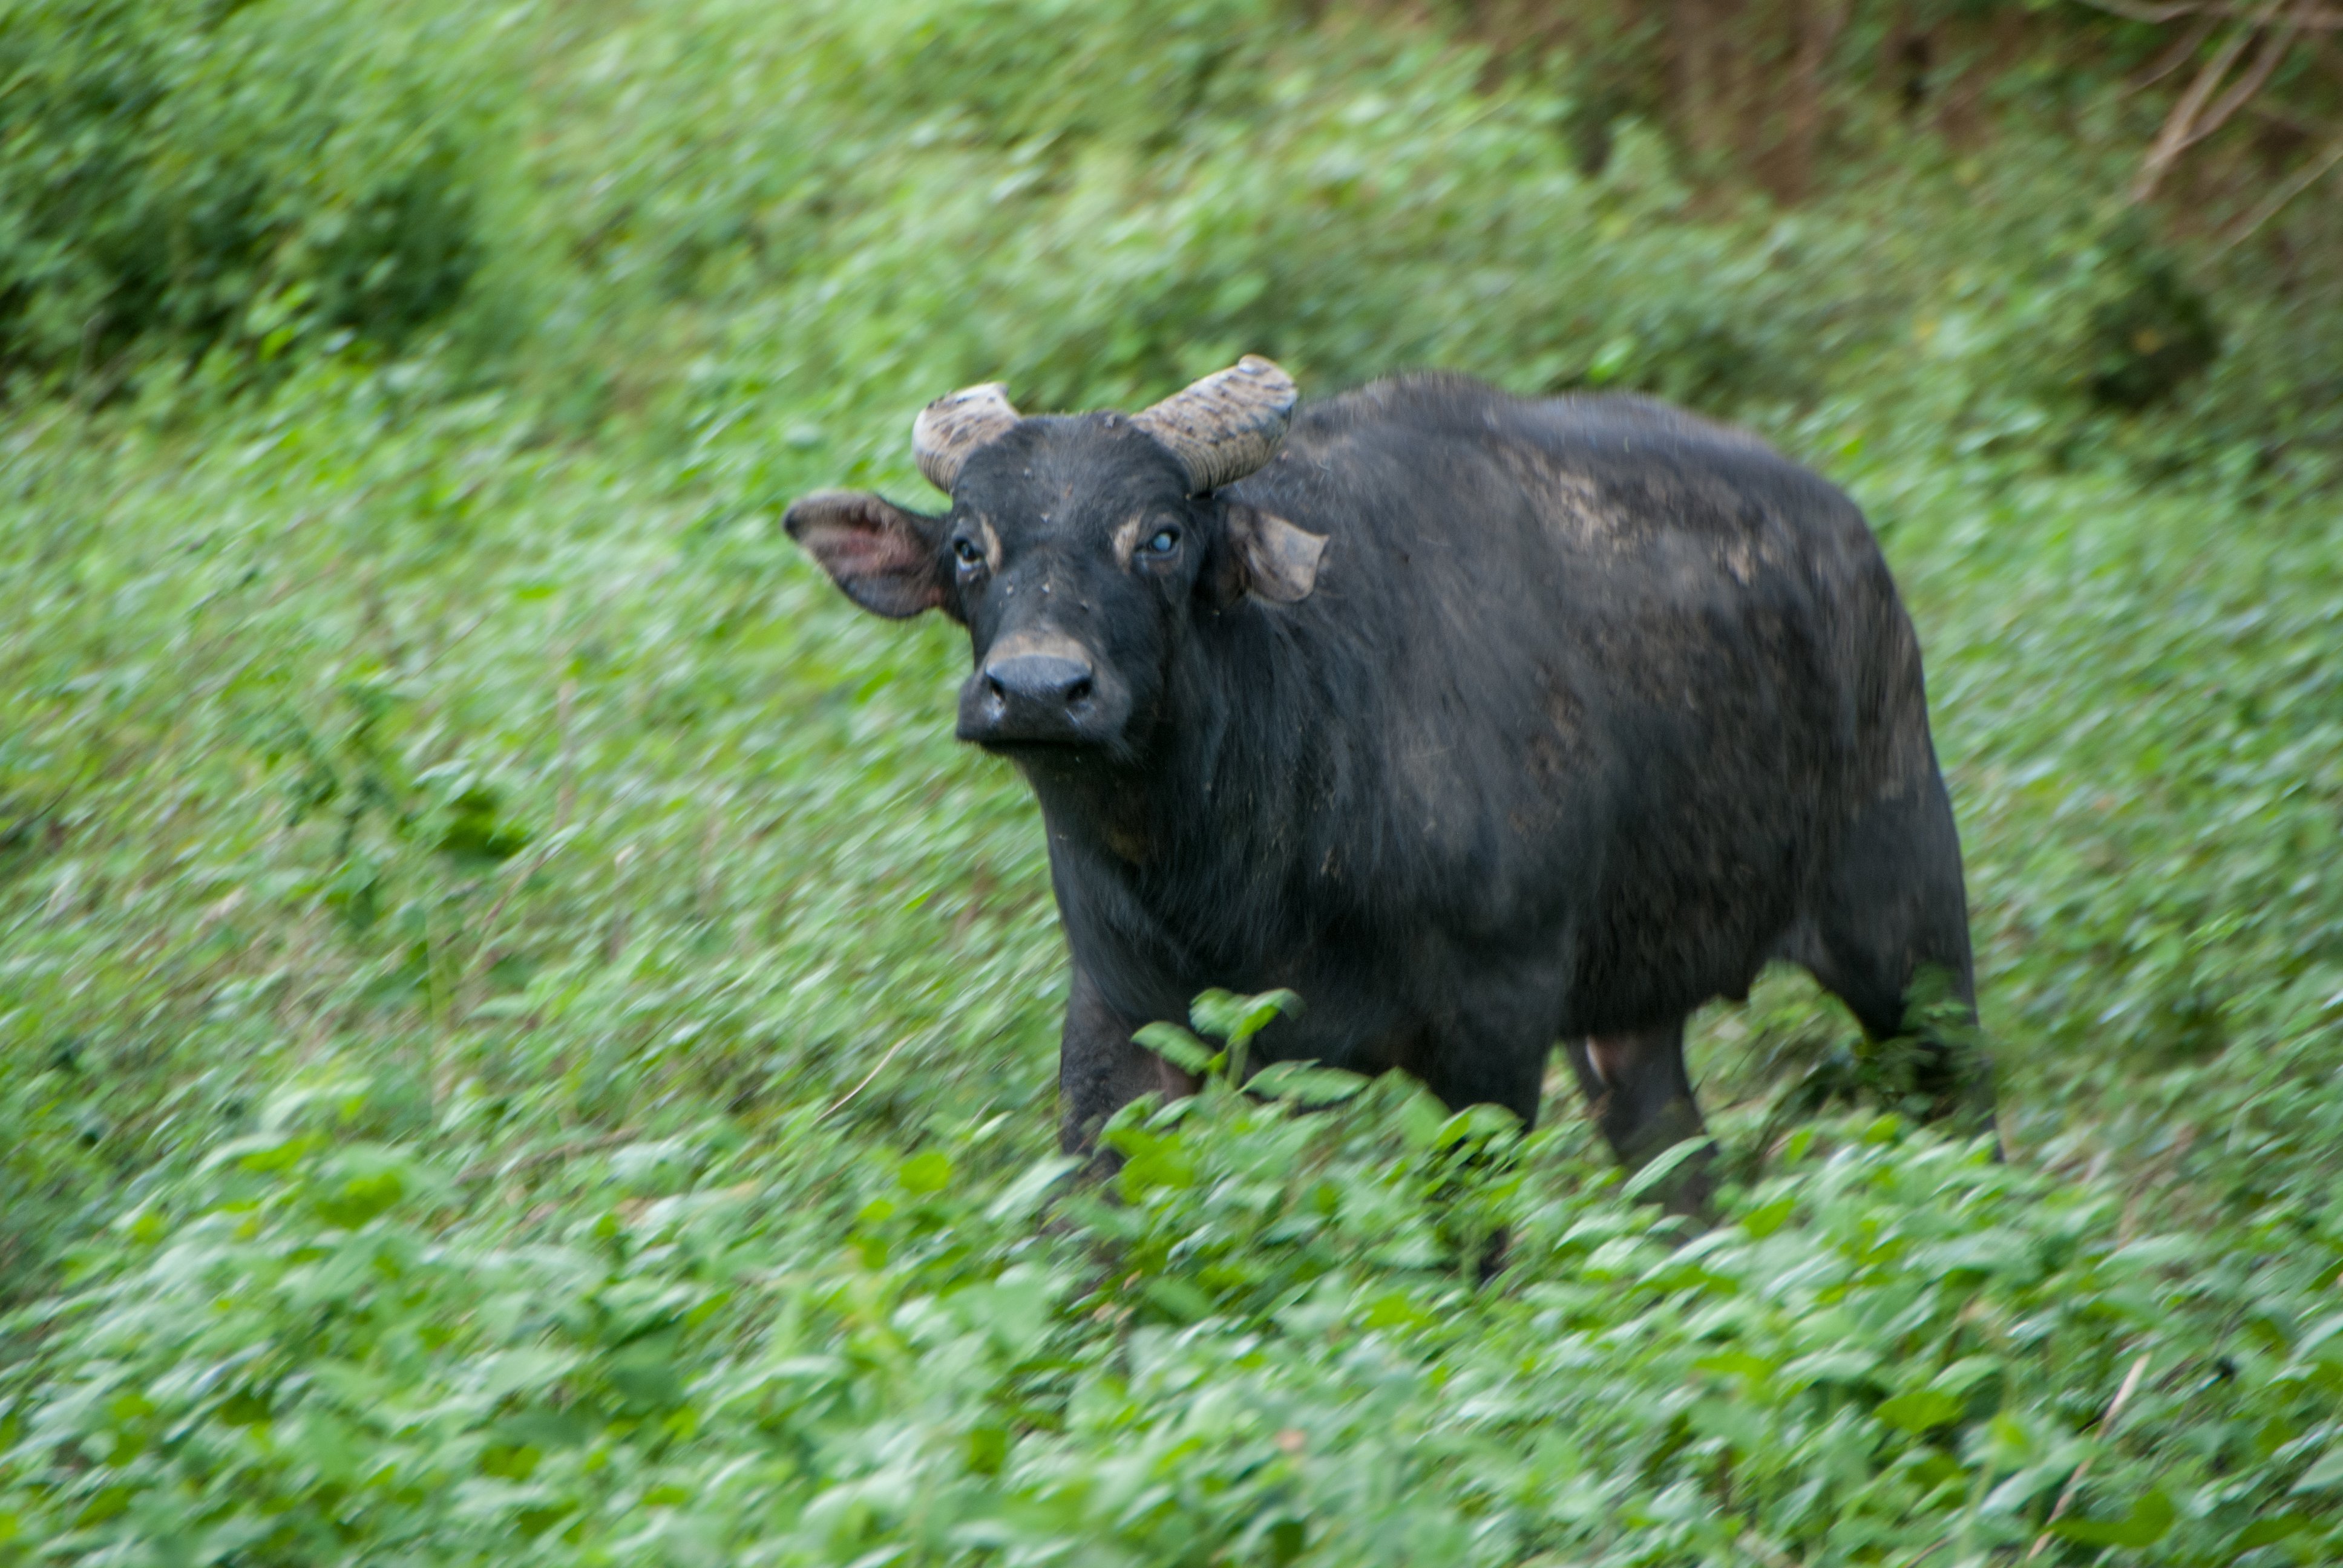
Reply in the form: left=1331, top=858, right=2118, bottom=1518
left=2, top=0, right=2341, bottom=1562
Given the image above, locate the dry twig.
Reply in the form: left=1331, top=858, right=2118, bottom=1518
left=2128, top=14, right=2226, bottom=90
left=2135, top=0, right=2281, bottom=198
left=2073, top=0, right=2343, bottom=27
left=2179, top=1, right=2315, bottom=154
left=816, top=1036, right=917, bottom=1122
left=2024, top=1353, right=2154, bottom=1562
left=2216, top=134, right=2343, bottom=250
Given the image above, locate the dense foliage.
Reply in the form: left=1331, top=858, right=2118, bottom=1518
left=2, top=1, right=2341, bottom=1563
left=0, top=0, right=496, bottom=385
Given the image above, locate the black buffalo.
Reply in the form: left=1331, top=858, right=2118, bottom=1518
left=787, top=358, right=1993, bottom=1207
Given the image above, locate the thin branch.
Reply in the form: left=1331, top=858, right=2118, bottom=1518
left=2025, top=1354, right=2154, bottom=1563
left=2128, top=14, right=2223, bottom=91
left=2074, top=0, right=2210, bottom=21
left=2134, top=2, right=2280, bottom=200
left=2071, top=0, right=2343, bottom=27
left=2215, top=134, right=2343, bottom=251
left=2179, top=0, right=2312, bottom=153
left=816, top=1036, right=917, bottom=1122
left=2246, top=97, right=2342, bottom=133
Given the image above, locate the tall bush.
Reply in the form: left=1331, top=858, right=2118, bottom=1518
left=0, top=0, right=497, bottom=394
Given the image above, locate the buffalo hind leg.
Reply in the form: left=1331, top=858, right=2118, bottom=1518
left=1563, top=1016, right=1715, bottom=1218
left=1809, top=953, right=1999, bottom=1146
left=1803, top=779, right=2000, bottom=1146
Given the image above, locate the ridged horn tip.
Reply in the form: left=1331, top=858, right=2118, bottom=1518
left=913, top=382, right=1021, bottom=494
left=1130, top=355, right=1297, bottom=494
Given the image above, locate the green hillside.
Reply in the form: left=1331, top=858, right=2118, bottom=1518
left=3, top=1, right=2341, bottom=1562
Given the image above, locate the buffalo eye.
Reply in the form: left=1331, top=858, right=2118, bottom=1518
left=1141, top=526, right=1181, bottom=563
left=952, top=537, right=985, bottom=571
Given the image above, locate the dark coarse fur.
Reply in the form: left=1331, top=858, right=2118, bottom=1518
left=788, top=371, right=1991, bottom=1204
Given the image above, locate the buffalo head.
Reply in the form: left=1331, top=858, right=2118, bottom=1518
left=785, top=356, right=1327, bottom=763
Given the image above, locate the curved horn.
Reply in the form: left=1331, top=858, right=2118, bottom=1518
left=913, top=382, right=1021, bottom=494
left=1131, top=355, right=1297, bottom=494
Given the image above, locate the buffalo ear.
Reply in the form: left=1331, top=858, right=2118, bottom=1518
left=784, top=489, right=952, bottom=620
left=1217, top=503, right=1326, bottom=607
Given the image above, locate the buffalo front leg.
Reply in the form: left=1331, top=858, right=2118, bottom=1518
left=1562, top=1016, right=1715, bottom=1218
left=1418, top=1008, right=1556, bottom=1283
left=1059, top=963, right=1198, bottom=1161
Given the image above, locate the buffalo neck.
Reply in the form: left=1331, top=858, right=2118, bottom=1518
left=1012, top=601, right=1340, bottom=971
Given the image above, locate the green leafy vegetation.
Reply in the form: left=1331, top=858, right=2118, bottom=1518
left=3, top=0, right=2341, bottom=1562
left=0, top=0, right=499, bottom=387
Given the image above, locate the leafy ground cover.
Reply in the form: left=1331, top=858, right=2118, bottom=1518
left=3, top=1, right=2342, bottom=1563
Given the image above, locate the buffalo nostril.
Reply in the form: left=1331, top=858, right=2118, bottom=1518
left=983, top=653, right=1096, bottom=712
left=960, top=648, right=1112, bottom=744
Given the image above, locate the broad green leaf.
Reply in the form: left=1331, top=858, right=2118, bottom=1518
left=1875, top=1388, right=1967, bottom=1434
left=1622, top=1137, right=1711, bottom=1203
left=1248, top=1061, right=1367, bottom=1106
left=2051, top=1486, right=2175, bottom=1549
left=1135, top=1022, right=1217, bottom=1076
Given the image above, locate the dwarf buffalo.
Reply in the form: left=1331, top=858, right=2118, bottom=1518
left=786, top=358, right=1993, bottom=1208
